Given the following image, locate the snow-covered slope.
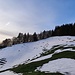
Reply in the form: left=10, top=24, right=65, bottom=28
left=0, top=36, right=75, bottom=75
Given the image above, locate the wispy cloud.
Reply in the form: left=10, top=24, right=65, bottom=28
left=0, top=0, right=57, bottom=34
left=0, top=30, right=14, bottom=36
left=6, top=22, right=10, bottom=26
left=0, top=0, right=58, bottom=42
left=0, top=0, right=74, bottom=42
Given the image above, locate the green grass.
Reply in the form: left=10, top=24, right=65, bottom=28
left=30, top=45, right=63, bottom=61
left=62, top=46, right=75, bottom=49
left=51, top=51, right=75, bottom=59
left=1, top=42, right=75, bottom=75
left=31, top=44, right=75, bottom=62
left=10, top=51, right=75, bottom=74
left=1, top=45, right=75, bottom=75
left=0, top=70, right=64, bottom=75
left=40, top=45, right=65, bottom=56
left=41, top=44, right=75, bottom=57
left=0, top=50, right=74, bottom=75
left=22, top=71, right=64, bottom=75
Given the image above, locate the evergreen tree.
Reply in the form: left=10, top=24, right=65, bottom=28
left=26, top=33, right=30, bottom=42
left=33, top=32, right=38, bottom=41
left=23, top=33, right=26, bottom=43
left=17, top=33, right=23, bottom=43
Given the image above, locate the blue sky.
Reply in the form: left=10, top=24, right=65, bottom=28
left=0, top=0, right=75, bottom=41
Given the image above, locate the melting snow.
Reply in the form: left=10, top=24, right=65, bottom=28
left=0, top=36, right=75, bottom=74
left=40, top=58, right=75, bottom=75
left=0, top=71, right=22, bottom=75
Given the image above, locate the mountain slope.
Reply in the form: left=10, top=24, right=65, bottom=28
left=0, top=36, right=75, bottom=75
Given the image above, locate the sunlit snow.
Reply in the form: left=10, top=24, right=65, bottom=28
left=40, top=58, right=75, bottom=75
left=0, top=36, right=75, bottom=74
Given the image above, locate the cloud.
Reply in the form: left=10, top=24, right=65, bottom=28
left=0, top=0, right=58, bottom=41
left=6, top=22, right=10, bottom=26
left=0, top=30, right=14, bottom=37
left=0, top=30, right=14, bottom=42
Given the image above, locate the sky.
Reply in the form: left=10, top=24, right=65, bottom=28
left=0, top=0, right=75, bottom=42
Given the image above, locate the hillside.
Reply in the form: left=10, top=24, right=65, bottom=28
left=0, top=36, right=75, bottom=75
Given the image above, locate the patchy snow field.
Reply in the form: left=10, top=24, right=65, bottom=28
left=0, top=36, right=75, bottom=74
left=40, top=58, right=75, bottom=75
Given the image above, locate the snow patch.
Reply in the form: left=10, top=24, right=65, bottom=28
left=40, top=58, right=75, bottom=75
left=0, top=71, right=22, bottom=75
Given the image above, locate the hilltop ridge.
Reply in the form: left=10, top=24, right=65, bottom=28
left=0, top=23, right=75, bottom=49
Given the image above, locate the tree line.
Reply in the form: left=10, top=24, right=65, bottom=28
left=0, top=23, right=75, bottom=48
left=0, top=30, right=52, bottom=48
left=52, top=23, right=75, bottom=36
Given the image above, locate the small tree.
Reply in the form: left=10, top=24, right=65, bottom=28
left=17, top=33, right=24, bottom=43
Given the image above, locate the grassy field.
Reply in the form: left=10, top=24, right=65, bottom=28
left=22, top=71, right=64, bottom=75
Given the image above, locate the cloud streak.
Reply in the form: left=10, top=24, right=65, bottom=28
left=0, top=0, right=75, bottom=41
left=0, top=30, right=14, bottom=37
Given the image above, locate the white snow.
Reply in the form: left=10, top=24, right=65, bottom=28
left=31, top=54, right=53, bottom=62
left=40, top=58, right=75, bottom=75
left=0, top=71, right=22, bottom=75
left=0, top=36, right=75, bottom=74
